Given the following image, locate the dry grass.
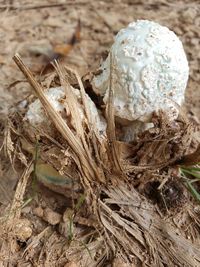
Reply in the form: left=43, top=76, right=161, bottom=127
left=0, top=53, right=199, bottom=266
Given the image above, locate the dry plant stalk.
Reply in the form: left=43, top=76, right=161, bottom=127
left=10, top=53, right=200, bottom=267
left=106, top=53, right=123, bottom=173
left=13, top=54, right=105, bottom=190
left=6, top=162, right=33, bottom=229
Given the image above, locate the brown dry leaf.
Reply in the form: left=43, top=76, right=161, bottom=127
left=54, top=20, right=81, bottom=56
left=24, top=20, right=81, bottom=72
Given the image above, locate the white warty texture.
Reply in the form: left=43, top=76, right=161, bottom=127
left=92, top=20, right=189, bottom=123
left=26, top=87, right=106, bottom=136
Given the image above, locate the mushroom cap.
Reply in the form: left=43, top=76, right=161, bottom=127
left=92, top=20, right=189, bottom=122
left=26, top=87, right=106, bottom=136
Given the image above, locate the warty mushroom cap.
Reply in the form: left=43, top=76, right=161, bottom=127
left=92, top=20, right=189, bottom=123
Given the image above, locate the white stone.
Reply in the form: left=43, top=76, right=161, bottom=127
left=92, top=20, right=189, bottom=123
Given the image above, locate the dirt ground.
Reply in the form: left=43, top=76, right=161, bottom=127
left=0, top=0, right=200, bottom=266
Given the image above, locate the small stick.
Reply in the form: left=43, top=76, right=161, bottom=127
left=0, top=2, right=85, bottom=11
left=106, top=53, right=122, bottom=173
left=13, top=53, right=45, bottom=96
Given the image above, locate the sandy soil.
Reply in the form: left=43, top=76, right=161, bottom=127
left=0, top=1, right=200, bottom=266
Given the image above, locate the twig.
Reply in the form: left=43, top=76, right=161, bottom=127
left=106, top=53, right=122, bottom=173
left=0, top=2, right=86, bottom=11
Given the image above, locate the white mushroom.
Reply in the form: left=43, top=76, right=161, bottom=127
left=26, top=86, right=106, bottom=137
left=92, top=20, right=189, bottom=141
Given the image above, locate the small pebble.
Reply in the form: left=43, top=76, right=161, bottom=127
left=43, top=207, right=62, bottom=225
left=21, top=206, right=32, bottom=214
left=112, top=258, right=132, bottom=267
left=14, top=218, right=32, bottom=242
left=64, top=262, right=78, bottom=267
left=33, top=206, right=44, bottom=218
left=63, top=208, right=73, bottom=223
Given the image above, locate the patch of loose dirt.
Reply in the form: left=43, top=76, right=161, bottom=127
left=0, top=1, right=200, bottom=267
